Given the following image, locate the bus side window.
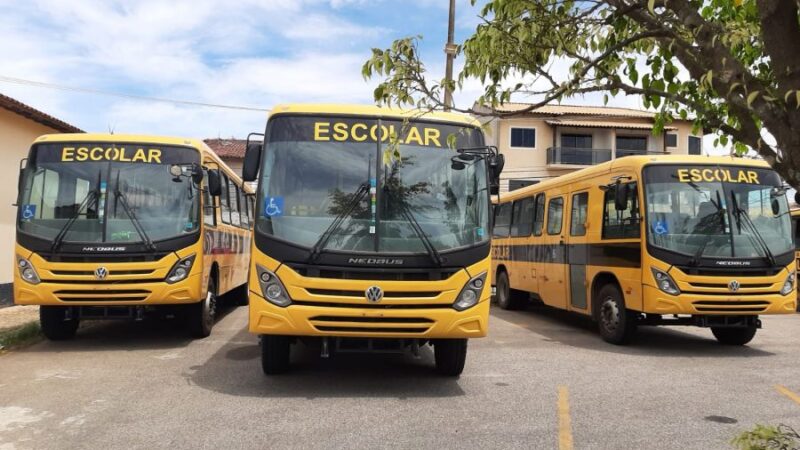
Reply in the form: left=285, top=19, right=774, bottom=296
left=493, top=202, right=512, bottom=237
left=602, top=182, right=640, bottom=239
left=239, top=188, right=249, bottom=228
left=248, top=196, right=255, bottom=229
left=229, top=179, right=241, bottom=227
left=533, top=193, right=545, bottom=236
left=546, top=197, right=564, bottom=235
left=570, top=192, right=589, bottom=236
left=220, top=175, right=231, bottom=224
left=510, top=197, right=534, bottom=237
left=203, top=170, right=216, bottom=227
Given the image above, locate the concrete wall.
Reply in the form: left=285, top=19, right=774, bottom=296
left=0, top=108, right=62, bottom=284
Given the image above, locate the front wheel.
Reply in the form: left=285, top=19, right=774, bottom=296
left=596, top=284, right=638, bottom=345
left=495, top=271, right=525, bottom=310
left=261, top=335, right=291, bottom=374
left=434, top=339, right=468, bottom=376
left=189, top=280, right=217, bottom=338
left=711, top=326, right=757, bottom=345
left=39, top=306, right=79, bottom=341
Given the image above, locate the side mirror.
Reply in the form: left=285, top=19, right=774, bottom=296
left=772, top=198, right=781, bottom=216
left=207, top=169, right=222, bottom=196
left=242, top=135, right=263, bottom=182
left=615, top=183, right=629, bottom=211
left=17, top=158, right=27, bottom=197
left=191, top=164, right=204, bottom=184
left=490, top=153, right=505, bottom=181
left=794, top=191, right=800, bottom=205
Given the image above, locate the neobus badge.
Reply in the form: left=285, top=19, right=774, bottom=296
left=61, top=146, right=163, bottom=163
left=676, top=168, right=760, bottom=184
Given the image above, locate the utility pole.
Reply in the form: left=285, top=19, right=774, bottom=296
left=443, top=0, right=456, bottom=111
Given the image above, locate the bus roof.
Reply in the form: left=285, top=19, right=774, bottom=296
left=33, top=133, right=207, bottom=149
left=499, top=155, right=773, bottom=203
left=268, top=103, right=481, bottom=127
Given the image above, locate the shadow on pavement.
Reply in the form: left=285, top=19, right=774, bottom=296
left=491, top=302, right=775, bottom=358
left=188, top=327, right=467, bottom=399
left=24, top=304, right=241, bottom=353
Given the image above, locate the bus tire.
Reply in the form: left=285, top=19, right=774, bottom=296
left=711, top=326, right=757, bottom=345
left=496, top=271, right=524, bottom=310
left=434, top=338, right=468, bottom=376
left=596, top=284, right=637, bottom=345
left=261, top=335, right=291, bottom=374
left=189, top=279, right=217, bottom=338
left=39, top=306, right=79, bottom=341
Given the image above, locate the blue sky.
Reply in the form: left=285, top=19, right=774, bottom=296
left=0, top=0, right=661, bottom=140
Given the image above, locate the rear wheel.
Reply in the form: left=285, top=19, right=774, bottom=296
left=596, top=284, right=637, bottom=345
left=495, top=271, right=525, bottom=310
left=189, top=279, right=217, bottom=338
left=711, top=326, right=757, bottom=345
left=261, top=335, right=291, bottom=374
left=39, top=306, right=79, bottom=341
left=434, top=339, right=468, bottom=376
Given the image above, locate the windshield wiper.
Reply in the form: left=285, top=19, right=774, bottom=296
left=730, top=190, right=776, bottom=266
left=113, top=171, right=156, bottom=251
left=308, top=182, right=370, bottom=263
left=395, top=199, right=443, bottom=266
left=51, top=190, right=98, bottom=253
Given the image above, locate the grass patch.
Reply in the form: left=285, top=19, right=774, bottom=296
left=732, top=424, right=800, bottom=450
left=0, top=321, right=42, bottom=351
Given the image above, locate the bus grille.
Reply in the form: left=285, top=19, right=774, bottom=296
left=305, top=288, right=440, bottom=299
left=54, top=289, right=150, bottom=302
left=688, top=282, right=773, bottom=289
left=675, top=266, right=783, bottom=277
left=286, top=263, right=459, bottom=281
left=309, top=316, right=433, bottom=334
left=49, top=269, right=156, bottom=276
left=692, top=300, right=770, bottom=313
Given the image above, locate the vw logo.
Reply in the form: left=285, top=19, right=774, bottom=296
left=94, top=267, right=109, bottom=280
left=728, top=280, right=740, bottom=292
left=365, top=286, right=383, bottom=303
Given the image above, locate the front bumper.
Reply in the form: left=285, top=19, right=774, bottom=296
left=642, top=285, right=797, bottom=315
left=248, top=293, right=490, bottom=339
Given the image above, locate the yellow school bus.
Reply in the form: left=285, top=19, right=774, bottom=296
left=791, top=207, right=800, bottom=305
left=14, top=134, right=253, bottom=340
left=492, top=155, right=796, bottom=345
left=241, top=104, right=503, bottom=375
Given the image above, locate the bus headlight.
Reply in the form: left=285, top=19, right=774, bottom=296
left=780, top=271, right=795, bottom=296
left=166, top=254, right=195, bottom=284
left=256, top=265, right=291, bottom=307
left=453, top=272, right=487, bottom=311
left=651, top=267, right=680, bottom=295
left=16, top=256, right=40, bottom=284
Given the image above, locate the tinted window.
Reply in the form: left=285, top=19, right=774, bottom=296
left=511, top=197, right=534, bottom=237
left=603, top=182, right=640, bottom=239
left=547, top=197, right=564, bottom=235
left=493, top=202, right=512, bottom=237
left=203, top=170, right=216, bottom=227
left=510, top=128, right=536, bottom=148
left=666, top=133, right=677, bottom=147
left=688, top=136, right=702, bottom=155
left=533, top=194, right=545, bottom=236
left=570, top=192, right=589, bottom=236
left=562, top=134, right=592, bottom=149
left=220, top=175, right=231, bottom=224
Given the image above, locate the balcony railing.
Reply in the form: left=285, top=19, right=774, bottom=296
left=546, top=147, right=612, bottom=165
left=615, top=149, right=670, bottom=158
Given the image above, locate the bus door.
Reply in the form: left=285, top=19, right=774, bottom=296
left=541, top=194, right=568, bottom=309
left=566, top=190, right=590, bottom=311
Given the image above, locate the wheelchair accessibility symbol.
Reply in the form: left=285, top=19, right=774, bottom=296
left=21, top=204, right=36, bottom=221
left=654, top=220, right=669, bottom=235
left=264, top=197, right=284, bottom=217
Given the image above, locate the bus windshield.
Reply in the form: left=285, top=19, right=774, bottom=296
left=256, top=115, right=489, bottom=254
left=18, top=143, right=201, bottom=245
left=644, top=165, right=793, bottom=260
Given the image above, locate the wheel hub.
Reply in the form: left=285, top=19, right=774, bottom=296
left=600, top=297, right=619, bottom=332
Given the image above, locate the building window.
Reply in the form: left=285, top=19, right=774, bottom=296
left=666, top=133, right=677, bottom=148
left=616, top=136, right=648, bottom=151
left=510, top=127, right=536, bottom=149
left=688, top=136, right=702, bottom=155
left=546, top=197, right=564, bottom=235
left=561, top=134, right=593, bottom=149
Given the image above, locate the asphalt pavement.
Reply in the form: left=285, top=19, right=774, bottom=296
left=1, top=303, right=799, bottom=449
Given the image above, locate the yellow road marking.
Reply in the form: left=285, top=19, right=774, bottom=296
left=775, top=385, right=800, bottom=406
left=558, top=385, right=574, bottom=450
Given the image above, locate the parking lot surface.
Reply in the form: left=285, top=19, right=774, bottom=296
left=1, top=304, right=799, bottom=449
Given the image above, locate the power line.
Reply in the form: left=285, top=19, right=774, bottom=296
left=0, top=75, right=271, bottom=112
